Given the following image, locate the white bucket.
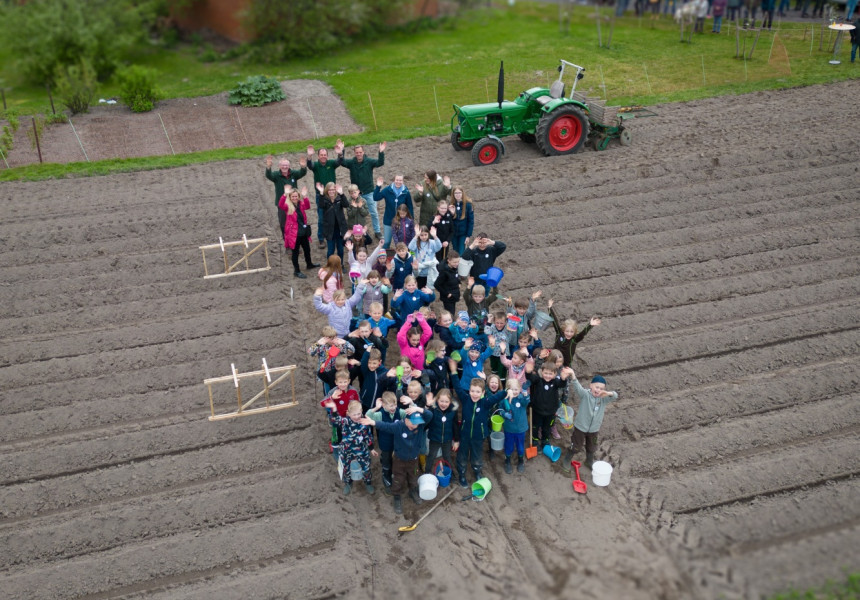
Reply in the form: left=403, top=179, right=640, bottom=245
left=489, top=430, right=505, bottom=451
left=457, top=258, right=473, bottom=277
left=349, top=460, right=364, bottom=482
left=418, top=473, right=439, bottom=500
left=591, top=461, right=613, bottom=487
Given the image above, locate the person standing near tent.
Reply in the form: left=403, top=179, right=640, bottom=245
left=339, top=142, right=387, bottom=241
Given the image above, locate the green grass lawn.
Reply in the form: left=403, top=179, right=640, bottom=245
left=1, top=1, right=857, bottom=180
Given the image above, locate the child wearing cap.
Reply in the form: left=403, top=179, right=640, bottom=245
left=323, top=399, right=376, bottom=495
left=449, top=309, right=479, bottom=347
left=563, top=372, right=618, bottom=471
left=361, top=404, right=432, bottom=514
left=458, top=338, right=495, bottom=383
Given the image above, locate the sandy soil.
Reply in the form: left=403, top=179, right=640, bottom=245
left=0, top=80, right=858, bottom=600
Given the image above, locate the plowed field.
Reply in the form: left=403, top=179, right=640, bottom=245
left=1, top=80, right=858, bottom=600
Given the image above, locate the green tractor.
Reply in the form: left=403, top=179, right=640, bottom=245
left=451, top=59, right=591, bottom=166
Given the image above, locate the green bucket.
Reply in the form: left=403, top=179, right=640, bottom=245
left=471, top=477, right=492, bottom=500
left=490, top=414, right=504, bottom=432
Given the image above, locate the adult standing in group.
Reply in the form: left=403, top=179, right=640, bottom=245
left=278, top=186, right=320, bottom=279
left=374, top=175, right=413, bottom=249
left=339, top=141, right=387, bottom=241
left=462, top=233, right=506, bottom=279
left=307, top=140, right=344, bottom=249
left=450, top=186, right=474, bottom=256
left=413, top=170, right=451, bottom=229
left=318, top=182, right=349, bottom=260
left=265, top=155, right=307, bottom=243
left=712, top=0, right=727, bottom=31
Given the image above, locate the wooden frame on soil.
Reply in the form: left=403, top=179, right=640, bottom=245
left=199, top=235, right=271, bottom=279
left=204, top=360, right=297, bottom=421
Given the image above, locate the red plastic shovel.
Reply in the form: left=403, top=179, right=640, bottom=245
left=571, top=460, right=587, bottom=494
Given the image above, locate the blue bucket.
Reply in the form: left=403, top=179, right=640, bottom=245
left=479, top=266, right=504, bottom=288
left=434, top=460, right=452, bottom=487
left=542, top=444, right=561, bottom=462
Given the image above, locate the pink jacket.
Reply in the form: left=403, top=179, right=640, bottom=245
left=397, top=313, right=433, bottom=369
left=277, top=195, right=311, bottom=249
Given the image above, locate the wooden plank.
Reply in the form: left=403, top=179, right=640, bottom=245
left=203, top=266, right=272, bottom=280
left=199, top=237, right=269, bottom=251
left=208, top=401, right=299, bottom=422
left=240, top=370, right=294, bottom=411
left=204, top=365, right=296, bottom=386
left=225, top=240, right=267, bottom=274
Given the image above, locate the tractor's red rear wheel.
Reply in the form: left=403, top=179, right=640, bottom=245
left=536, top=105, right=589, bottom=156
left=451, top=132, right=475, bottom=152
left=471, top=137, right=503, bottom=166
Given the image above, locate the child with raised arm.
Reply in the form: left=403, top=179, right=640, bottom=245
left=307, top=327, right=355, bottom=393
left=365, top=392, right=407, bottom=493
left=396, top=311, right=433, bottom=372
left=449, top=367, right=507, bottom=487
left=321, top=369, right=361, bottom=464
left=346, top=238, right=386, bottom=283
left=359, top=348, right=386, bottom=413
left=525, top=362, right=574, bottom=450
left=357, top=272, right=391, bottom=323
left=313, top=287, right=363, bottom=338
left=562, top=372, right=619, bottom=472
left=423, top=389, right=460, bottom=474
left=361, top=404, right=432, bottom=514
left=499, top=379, right=531, bottom=474
left=345, top=320, right=388, bottom=368
left=387, top=242, right=414, bottom=293
left=323, top=399, right=376, bottom=495
left=548, top=298, right=602, bottom=368
left=391, top=276, right=435, bottom=328
left=430, top=199, right=454, bottom=264
left=464, top=280, right=502, bottom=337
left=458, top=338, right=495, bottom=383
left=499, top=346, right=532, bottom=390
left=421, top=339, right=450, bottom=394
left=408, top=225, right=442, bottom=289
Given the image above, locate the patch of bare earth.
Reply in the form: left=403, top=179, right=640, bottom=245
left=0, top=80, right=858, bottom=599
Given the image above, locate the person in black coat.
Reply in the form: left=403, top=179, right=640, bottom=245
left=462, top=233, right=506, bottom=279
left=434, top=251, right=462, bottom=314
left=317, top=182, right=349, bottom=260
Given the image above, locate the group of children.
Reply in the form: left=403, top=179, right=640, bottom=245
left=309, top=249, right=618, bottom=515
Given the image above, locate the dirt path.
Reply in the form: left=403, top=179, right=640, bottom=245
left=0, top=80, right=858, bottom=599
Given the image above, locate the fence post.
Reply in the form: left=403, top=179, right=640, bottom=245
left=46, top=84, right=56, bottom=115
left=367, top=92, right=378, bottom=131
left=31, top=117, right=43, bottom=163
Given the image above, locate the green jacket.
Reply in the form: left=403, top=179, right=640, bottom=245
left=415, top=178, right=451, bottom=228
left=265, top=167, right=307, bottom=206
left=339, top=152, right=384, bottom=194
left=308, top=158, right=340, bottom=188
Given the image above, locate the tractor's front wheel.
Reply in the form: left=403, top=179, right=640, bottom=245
left=451, top=132, right=475, bottom=152
left=536, top=105, right=589, bottom=156
left=471, top=138, right=503, bottom=167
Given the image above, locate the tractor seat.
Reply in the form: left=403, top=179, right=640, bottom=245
left=535, top=80, right=566, bottom=106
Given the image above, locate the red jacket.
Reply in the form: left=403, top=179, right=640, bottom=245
left=277, top=195, right=311, bottom=249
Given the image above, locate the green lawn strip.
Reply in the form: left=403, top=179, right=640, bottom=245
left=0, top=3, right=857, bottom=181
left=767, top=571, right=860, bottom=600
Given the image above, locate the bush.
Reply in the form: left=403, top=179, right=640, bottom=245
left=0, top=0, right=157, bottom=85
left=117, top=65, right=162, bottom=113
left=53, top=60, right=98, bottom=115
left=228, top=76, right=285, bottom=108
left=0, top=109, right=20, bottom=159
left=243, top=0, right=410, bottom=61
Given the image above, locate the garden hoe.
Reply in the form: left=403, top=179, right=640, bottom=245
left=398, top=486, right=458, bottom=533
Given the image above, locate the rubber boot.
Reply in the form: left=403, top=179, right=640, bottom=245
left=473, top=468, right=483, bottom=483
left=343, top=482, right=351, bottom=496
left=409, top=488, right=424, bottom=505
left=504, top=456, right=512, bottom=474
left=294, top=270, right=307, bottom=279
left=585, top=452, right=595, bottom=470
left=486, top=448, right=494, bottom=462
left=517, top=456, right=525, bottom=473
left=550, top=424, right=562, bottom=440
left=365, top=479, right=375, bottom=495
left=561, top=450, right=574, bottom=473
left=458, top=471, right=468, bottom=488
left=393, top=495, right=403, bottom=515
left=419, top=455, right=426, bottom=471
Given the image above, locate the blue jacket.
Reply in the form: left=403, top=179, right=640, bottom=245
left=501, top=392, right=530, bottom=434
left=388, top=254, right=414, bottom=290
left=426, top=404, right=460, bottom=443
left=359, top=352, right=387, bottom=410
left=374, top=184, right=414, bottom=227
left=375, top=412, right=434, bottom=460
left=451, top=374, right=506, bottom=441
left=451, top=199, right=474, bottom=237
left=392, top=289, right=435, bottom=317
left=436, top=323, right=464, bottom=355
left=459, top=344, right=494, bottom=382
left=422, top=357, right=451, bottom=394
left=367, top=406, right=406, bottom=452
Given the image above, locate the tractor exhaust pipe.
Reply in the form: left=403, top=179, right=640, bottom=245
left=497, top=61, right=504, bottom=109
